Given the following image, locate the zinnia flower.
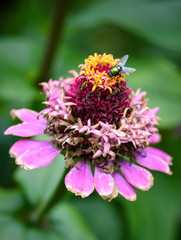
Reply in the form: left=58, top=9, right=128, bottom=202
left=4, top=53, right=172, bottom=201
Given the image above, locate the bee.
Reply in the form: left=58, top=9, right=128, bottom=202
left=108, top=55, right=136, bottom=77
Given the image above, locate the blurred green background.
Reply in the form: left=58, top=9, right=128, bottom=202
left=0, top=0, right=181, bottom=239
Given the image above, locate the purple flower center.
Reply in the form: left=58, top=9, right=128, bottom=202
left=67, top=77, right=132, bottom=126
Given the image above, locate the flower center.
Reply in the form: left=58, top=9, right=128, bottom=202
left=67, top=54, right=132, bottom=126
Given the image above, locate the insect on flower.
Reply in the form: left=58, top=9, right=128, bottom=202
left=108, top=55, right=136, bottom=77
left=4, top=53, right=172, bottom=202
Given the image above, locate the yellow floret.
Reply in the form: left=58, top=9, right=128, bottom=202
left=79, top=53, right=124, bottom=92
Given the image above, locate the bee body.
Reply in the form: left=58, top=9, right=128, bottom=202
left=108, top=66, right=122, bottom=76
left=108, top=55, right=136, bottom=77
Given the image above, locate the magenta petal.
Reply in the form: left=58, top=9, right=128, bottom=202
left=65, top=160, right=94, bottom=198
left=10, top=109, right=45, bottom=123
left=4, top=122, right=46, bottom=137
left=104, top=142, right=110, bottom=154
left=9, top=139, right=60, bottom=169
left=4, top=108, right=47, bottom=137
left=147, top=107, right=160, bottom=116
left=146, top=147, right=173, bottom=165
left=149, top=133, right=161, bottom=144
left=113, top=172, right=136, bottom=201
left=135, top=149, right=172, bottom=175
left=120, top=160, right=154, bottom=191
left=94, top=167, right=118, bottom=201
left=93, top=150, right=102, bottom=158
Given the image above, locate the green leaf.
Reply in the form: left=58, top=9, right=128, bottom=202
left=0, top=74, right=38, bottom=103
left=68, top=0, right=181, bottom=52
left=14, top=154, right=65, bottom=208
left=0, top=188, right=25, bottom=213
left=71, top=196, right=123, bottom=240
left=48, top=202, right=97, bottom=240
left=119, top=173, right=181, bottom=240
left=0, top=215, right=26, bottom=240
left=127, top=56, right=181, bottom=128
left=25, top=228, right=61, bottom=240
left=0, top=201, right=97, bottom=240
left=0, top=37, right=42, bottom=104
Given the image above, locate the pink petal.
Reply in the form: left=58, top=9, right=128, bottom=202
left=79, top=126, right=90, bottom=133
left=4, top=122, right=46, bottom=137
left=146, top=147, right=173, bottom=165
left=147, top=107, right=160, bottom=116
left=94, top=167, right=118, bottom=201
left=149, top=133, right=161, bottom=144
left=113, top=172, right=137, bottom=201
left=10, top=109, right=46, bottom=123
left=65, top=160, right=94, bottom=198
left=4, top=109, right=47, bottom=137
left=93, top=150, right=102, bottom=158
left=120, top=160, right=154, bottom=191
left=103, top=142, right=110, bottom=154
left=135, top=149, right=172, bottom=175
left=9, top=139, right=60, bottom=170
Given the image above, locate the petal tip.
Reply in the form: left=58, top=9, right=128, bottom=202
left=4, top=129, right=10, bottom=135
left=144, top=175, right=154, bottom=191
left=9, top=149, right=17, bottom=158
left=168, top=169, right=173, bottom=175
left=127, top=193, right=137, bottom=201
left=65, top=185, right=93, bottom=198
left=10, top=109, right=18, bottom=119
left=101, top=186, right=119, bottom=202
left=15, top=155, right=33, bottom=170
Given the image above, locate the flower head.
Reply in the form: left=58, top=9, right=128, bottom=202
left=4, top=53, right=172, bottom=201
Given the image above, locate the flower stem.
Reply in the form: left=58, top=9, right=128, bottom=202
left=36, top=0, right=69, bottom=85
left=30, top=168, right=69, bottom=224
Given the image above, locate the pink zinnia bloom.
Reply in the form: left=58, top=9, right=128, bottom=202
left=4, top=53, right=172, bottom=201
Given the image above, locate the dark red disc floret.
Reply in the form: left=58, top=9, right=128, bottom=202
left=66, top=77, right=132, bottom=126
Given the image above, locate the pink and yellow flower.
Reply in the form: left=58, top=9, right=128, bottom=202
left=4, top=53, right=172, bottom=201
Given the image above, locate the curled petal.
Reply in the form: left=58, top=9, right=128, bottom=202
left=90, top=130, right=102, bottom=136
left=149, top=133, right=161, bottom=144
left=102, top=135, right=108, bottom=142
left=147, top=107, right=160, bottom=116
left=113, top=172, right=136, bottom=201
left=94, top=167, right=118, bottom=201
left=93, top=150, right=102, bottom=158
left=99, top=121, right=111, bottom=130
left=103, top=142, right=110, bottom=155
left=135, top=148, right=172, bottom=175
left=65, top=160, right=94, bottom=198
left=9, top=139, right=60, bottom=170
left=120, top=160, right=154, bottom=191
left=79, top=126, right=90, bottom=133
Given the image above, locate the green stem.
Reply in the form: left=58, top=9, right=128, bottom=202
left=36, top=0, right=69, bottom=85
left=30, top=168, right=69, bottom=224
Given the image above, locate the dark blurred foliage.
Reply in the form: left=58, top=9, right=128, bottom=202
left=0, top=0, right=181, bottom=239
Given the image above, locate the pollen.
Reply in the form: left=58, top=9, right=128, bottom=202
left=79, top=53, right=124, bottom=91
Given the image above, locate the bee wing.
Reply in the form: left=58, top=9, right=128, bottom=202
left=123, top=67, right=136, bottom=75
left=115, top=55, right=129, bottom=66
left=120, top=55, right=129, bottom=65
